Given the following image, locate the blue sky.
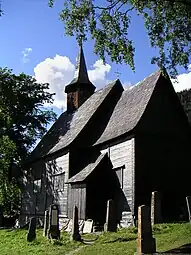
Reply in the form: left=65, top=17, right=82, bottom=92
left=1, top=0, right=191, bottom=116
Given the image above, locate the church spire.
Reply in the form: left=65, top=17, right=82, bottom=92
left=65, top=46, right=96, bottom=113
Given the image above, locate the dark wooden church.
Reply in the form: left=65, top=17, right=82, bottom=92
left=20, top=46, right=191, bottom=226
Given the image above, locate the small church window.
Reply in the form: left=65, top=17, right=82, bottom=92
left=114, top=165, right=125, bottom=189
left=53, top=172, right=65, bottom=191
left=33, top=179, right=41, bottom=193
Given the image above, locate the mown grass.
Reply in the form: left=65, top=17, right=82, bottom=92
left=76, top=223, right=191, bottom=255
left=0, top=228, right=82, bottom=255
left=0, top=223, right=191, bottom=255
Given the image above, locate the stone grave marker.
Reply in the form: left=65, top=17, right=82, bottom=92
left=186, top=196, right=191, bottom=222
left=83, top=219, right=93, bottom=233
left=151, top=191, right=162, bottom=225
left=27, top=217, right=36, bottom=242
left=137, top=205, right=156, bottom=255
left=48, top=204, right=60, bottom=239
left=71, top=206, right=81, bottom=241
left=43, top=210, right=49, bottom=237
left=104, top=199, right=117, bottom=232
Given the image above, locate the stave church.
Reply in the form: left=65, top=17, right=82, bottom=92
left=20, top=46, right=191, bottom=227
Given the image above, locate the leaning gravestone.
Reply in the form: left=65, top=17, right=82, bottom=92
left=137, top=205, right=156, bottom=255
left=83, top=219, right=93, bottom=234
left=43, top=210, right=49, bottom=237
left=27, top=217, right=36, bottom=242
left=71, top=206, right=81, bottom=241
left=104, top=199, right=117, bottom=232
left=48, top=204, right=60, bottom=239
left=186, top=196, right=191, bottom=222
left=151, top=191, right=162, bottom=225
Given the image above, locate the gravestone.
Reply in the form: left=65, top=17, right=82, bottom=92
left=71, top=206, right=81, bottom=241
left=48, top=204, right=60, bottom=239
left=27, top=217, right=36, bottom=242
left=43, top=210, right=49, bottom=237
left=104, top=199, right=117, bottom=232
left=186, top=196, right=191, bottom=222
left=83, top=219, right=93, bottom=233
left=151, top=191, right=162, bottom=225
left=137, top=205, right=156, bottom=255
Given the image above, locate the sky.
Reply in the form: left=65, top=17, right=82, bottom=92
left=1, top=0, right=191, bottom=117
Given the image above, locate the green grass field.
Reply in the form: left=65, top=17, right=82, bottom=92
left=0, top=223, right=191, bottom=254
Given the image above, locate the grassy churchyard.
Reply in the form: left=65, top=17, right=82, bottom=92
left=0, top=223, right=191, bottom=254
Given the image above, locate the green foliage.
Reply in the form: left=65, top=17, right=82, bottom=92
left=0, top=136, right=21, bottom=215
left=177, top=88, right=191, bottom=125
left=0, top=68, right=56, bottom=215
left=49, top=0, right=191, bottom=77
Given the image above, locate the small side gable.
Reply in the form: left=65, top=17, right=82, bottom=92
left=136, top=71, right=191, bottom=138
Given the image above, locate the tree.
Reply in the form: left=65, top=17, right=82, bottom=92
left=49, top=0, right=191, bottom=77
left=177, top=88, right=191, bottom=125
left=0, top=68, right=56, bottom=215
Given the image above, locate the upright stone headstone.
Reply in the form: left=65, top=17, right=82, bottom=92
left=71, top=206, right=81, bottom=241
left=48, top=204, right=60, bottom=239
left=83, top=219, right=93, bottom=233
left=27, top=217, right=36, bottom=242
left=137, top=205, right=156, bottom=255
left=104, top=199, right=117, bottom=232
left=151, top=191, right=162, bottom=225
left=43, top=210, right=49, bottom=237
left=186, top=196, right=191, bottom=222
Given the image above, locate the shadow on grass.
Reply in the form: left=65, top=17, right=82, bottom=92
left=103, top=237, right=136, bottom=244
left=163, top=243, right=191, bottom=254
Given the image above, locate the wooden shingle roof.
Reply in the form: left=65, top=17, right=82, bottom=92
left=28, top=69, right=162, bottom=163
left=67, top=153, right=107, bottom=183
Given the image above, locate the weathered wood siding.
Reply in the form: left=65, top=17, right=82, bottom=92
left=135, top=75, right=191, bottom=221
left=46, top=153, right=69, bottom=216
left=101, top=138, right=135, bottom=215
left=68, top=183, right=86, bottom=220
left=21, top=152, right=69, bottom=221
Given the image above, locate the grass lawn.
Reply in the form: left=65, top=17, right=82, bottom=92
left=0, top=228, right=82, bottom=255
left=76, top=223, right=191, bottom=255
left=0, top=223, right=191, bottom=254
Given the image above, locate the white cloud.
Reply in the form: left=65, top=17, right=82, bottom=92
left=34, top=55, right=111, bottom=110
left=88, top=59, right=111, bottom=87
left=22, top=47, right=32, bottom=63
left=172, top=65, right=191, bottom=92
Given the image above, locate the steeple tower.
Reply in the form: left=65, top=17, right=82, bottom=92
left=65, top=46, right=96, bottom=113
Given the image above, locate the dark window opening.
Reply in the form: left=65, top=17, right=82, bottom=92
left=114, top=165, right=125, bottom=189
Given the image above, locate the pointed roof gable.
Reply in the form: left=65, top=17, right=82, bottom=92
left=94, top=70, right=162, bottom=145
left=65, top=46, right=95, bottom=93
left=28, top=69, right=180, bottom=164
left=67, top=153, right=108, bottom=183
left=28, top=80, right=122, bottom=163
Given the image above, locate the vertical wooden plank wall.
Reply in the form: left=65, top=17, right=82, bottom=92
left=68, top=183, right=86, bottom=220
left=101, top=138, right=135, bottom=215
left=46, top=153, right=69, bottom=216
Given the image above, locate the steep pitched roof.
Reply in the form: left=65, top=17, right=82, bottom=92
left=94, top=70, right=161, bottom=145
left=29, top=80, right=120, bottom=162
left=67, top=153, right=107, bottom=183
left=29, top=69, right=163, bottom=163
left=65, top=46, right=95, bottom=93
